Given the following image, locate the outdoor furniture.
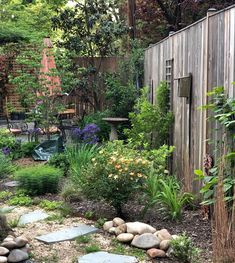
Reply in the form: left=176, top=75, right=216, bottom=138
left=102, top=117, right=128, bottom=141
left=7, top=121, right=29, bottom=139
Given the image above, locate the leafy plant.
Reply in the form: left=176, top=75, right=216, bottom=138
left=0, top=191, right=13, bottom=200
left=14, top=165, right=63, bottom=195
left=84, top=211, right=95, bottom=220
left=170, top=233, right=201, bottom=263
left=0, top=128, right=17, bottom=150
left=0, top=153, right=15, bottom=178
left=39, top=200, right=63, bottom=211
left=48, top=153, right=70, bottom=175
left=46, top=214, right=64, bottom=224
left=95, top=217, right=107, bottom=228
left=8, top=194, right=32, bottom=206
left=8, top=217, right=20, bottom=228
left=76, top=235, right=92, bottom=244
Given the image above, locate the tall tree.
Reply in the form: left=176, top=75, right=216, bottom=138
left=52, top=0, right=128, bottom=111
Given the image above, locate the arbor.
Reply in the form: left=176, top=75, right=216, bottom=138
left=52, top=0, right=128, bottom=111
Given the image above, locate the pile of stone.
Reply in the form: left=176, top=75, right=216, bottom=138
left=0, top=235, right=30, bottom=263
left=103, top=218, right=178, bottom=259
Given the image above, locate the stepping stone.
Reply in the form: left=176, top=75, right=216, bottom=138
left=18, top=210, right=49, bottom=226
left=3, top=181, right=20, bottom=187
left=78, top=252, right=138, bottom=263
left=0, top=206, right=16, bottom=213
left=36, top=225, right=98, bottom=244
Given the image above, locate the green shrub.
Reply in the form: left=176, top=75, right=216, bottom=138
left=0, top=191, right=13, bottom=200
left=0, top=129, right=17, bottom=150
left=78, top=141, right=151, bottom=216
left=125, top=85, right=173, bottom=149
left=0, top=153, right=15, bottom=178
left=66, top=144, right=98, bottom=179
left=48, top=153, right=69, bottom=175
left=15, top=165, right=63, bottom=195
left=170, top=233, right=201, bottom=263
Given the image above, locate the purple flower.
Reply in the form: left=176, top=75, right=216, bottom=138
left=2, top=147, right=11, bottom=156
left=71, top=128, right=82, bottom=139
left=71, top=124, right=100, bottom=144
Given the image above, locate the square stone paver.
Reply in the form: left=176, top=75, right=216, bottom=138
left=0, top=206, right=16, bottom=213
left=3, top=181, right=20, bottom=187
left=35, top=225, right=98, bottom=244
left=78, top=252, right=138, bottom=263
left=18, top=210, right=49, bottom=225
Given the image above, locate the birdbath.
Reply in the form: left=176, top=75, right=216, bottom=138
left=102, top=117, right=128, bottom=141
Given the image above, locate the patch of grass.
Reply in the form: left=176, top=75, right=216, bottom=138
left=84, top=211, right=95, bottom=220
left=76, top=235, right=92, bottom=244
left=39, top=200, right=63, bottom=211
left=95, top=217, right=107, bottom=228
left=46, top=214, right=64, bottom=224
left=109, top=239, right=146, bottom=260
left=37, top=252, right=59, bottom=263
left=8, top=217, right=20, bottom=228
left=0, top=191, right=13, bottom=200
left=84, top=244, right=101, bottom=253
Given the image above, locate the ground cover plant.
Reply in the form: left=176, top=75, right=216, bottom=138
left=0, top=152, right=15, bottom=178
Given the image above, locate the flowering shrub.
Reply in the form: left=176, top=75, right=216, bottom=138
left=0, top=129, right=17, bottom=151
left=78, top=141, right=152, bottom=215
left=72, top=124, right=100, bottom=144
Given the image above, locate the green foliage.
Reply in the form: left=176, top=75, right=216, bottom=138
left=0, top=129, right=17, bottom=150
left=46, top=213, right=64, bottom=224
left=76, top=235, right=92, bottom=244
left=125, top=84, right=173, bottom=149
left=142, top=167, right=194, bottom=220
left=0, top=191, right=13, bottom=200
left=0, top=153, right=15, bottom=178
left=60, top=181, right=83, bottom=202
left=170, top=233, right=201, bottom=263
left=8, top=194, right=33, bottom=206
left=67, top=144, right=98, bottom=179
left=78, top=141, right=151, bottom=215
left=84, top=245, right=101, bottom=254
left=84, top=211, right=95, bottom=220
left=48, top=153, right=69, bottom=175
left=95, top=217, right=107, bottom=229
left=12, top=141, right=38, bottom=159
left=8, top=217, right=20, bottom=228
left=52, top=0, right=128, bottom=111
left=39, top=200, right=63, bottom=211
left=105, top=74, right=137, bottom=118
left=15, top=165, right=63, bottom=195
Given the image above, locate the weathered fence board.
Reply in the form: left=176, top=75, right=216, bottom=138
left=144, top=6, right=235, bottom=193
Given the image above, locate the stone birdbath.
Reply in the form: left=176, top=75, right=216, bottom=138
left=102, top=117, right=128, bottom=141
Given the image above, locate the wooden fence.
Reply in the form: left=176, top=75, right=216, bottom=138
left=144, top=5, right=235, bottom=193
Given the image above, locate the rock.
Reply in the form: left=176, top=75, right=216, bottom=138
left=131, top=233, right=160, bottom=249
left=166, top=247, right=174, bottom=257
left=126, top=222, right=156, bottom=235
left=15, top=236, right=28, bottom=248
left=114, top=224, right=127, bottom=235
left=7, top=249, right=29, bottom=262
left=113, top=217, right=125, bottom=227
left=1, top=241, right=17, bottom=249
left=20, top=244, right=30, bottom=254
left=117, top=233, right=134, bottom=243
left=103, top=221, right=113, bottom=231
left=3, top=238, right=14, bottom=243
left=172, top=235, right=179, bottom=240
left=0, top=256, right=7, bottom=263
left=0, top=247, right=9, bottom=256
left=108, top=227, right=116, bottom=234
left=157, top=229, right=172, bottom=241
left=160, top=240, right=171, bottom=251
left=147, top=248, right=166, bottom=258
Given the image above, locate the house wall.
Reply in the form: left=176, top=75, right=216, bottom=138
left=144, top=5, right=235, bottom=193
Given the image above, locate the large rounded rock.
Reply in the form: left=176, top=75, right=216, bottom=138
left=126, top=222, right=156, bottom=235
left=108, top=227, right=116, bottom=234
left=113, top=217, right=125, bottom=227
left=103, top=221, right=114, bottom=231
left=15, top=236, right=28, bottom=248
left=131, top=233, right=160, bottom=249
left=147, top=248, right=166, bottom=258
left=7, top=249, right=29, bottom=262
left=114, top=224, right=127, bottom=235
left=0, top=256, right=7, bottom=263
left=156, top=229, right=172, bottom=241
left=0, top=247, right=9, bottom=256
left=1, top=241, right=17, bottom=249
left=160, top=240, right=171, bottom=251
left=117, top=233, right=134, bottom=243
